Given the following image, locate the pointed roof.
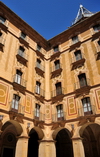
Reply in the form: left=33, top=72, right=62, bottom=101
left=72, top=5, right=94, bottom=25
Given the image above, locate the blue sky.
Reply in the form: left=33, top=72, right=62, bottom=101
left=1, top=0, right=100, bottom=39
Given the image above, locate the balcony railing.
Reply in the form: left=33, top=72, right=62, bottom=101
left=0, top=37, right=5, bottom=46
left=34, top=86, right=45, bottom=97
left=33, top=111, right=45, bottom=121
left=13, top=75, right=26, bottom=88
left=71, top=53, right=85, bottom=64
left=51, top=63, right=62, bottom=72
left=51, top=87, right=64, bottom=97
left=52, top=112, right=66, bottom=122
left=35, top=63, right=45, bottom=71
left=74, top=78, right=90, bottom=90
left=17, top=49, right=28, bottom=60
left=78, top=105, right=96, bottom=117
left=9, top=102, right=25, bottom=115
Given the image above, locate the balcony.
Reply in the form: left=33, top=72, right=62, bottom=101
left=51, top=64, right=62, bottom=78
left=51, top=88, right=64, bottom=103
left=50, top=50, right=61, bottom=61
left=71, top=53, right=85, bottom=70
left=35, top=50, right=44, bottom=60
left=74, top=79, right=91, bottom=97
left=0, top=37, right=5, bottom=51
left=19, top=36, right=29, bottom=48
left=16, top=50, right=28, bottom=66
left=34, top=87, right=45, bottom=102
left=70, top=40, right=81, bottom=50
left=52, top=112, right=66, bottom=122
left=9, top=102, right=25, bottom=122
left=35, top=63, right=45, bottom=77
left=12, top=75, right=26, bottom=94
left=78, top=105, right=96, bottom=117
left=0, top=21, right=8, bottom=32
left=33, top=111, right=45, bottom=121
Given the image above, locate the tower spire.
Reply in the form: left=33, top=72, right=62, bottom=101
left=72, top=5, right=94, bottom=25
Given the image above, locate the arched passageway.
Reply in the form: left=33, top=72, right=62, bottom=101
left=27, top=129, right=39, bottom=157
left=0, top=120, right=22, bottom=157
left=80, top=123, right=100, bottom=157
left=55, top=128, right=74, bottom=157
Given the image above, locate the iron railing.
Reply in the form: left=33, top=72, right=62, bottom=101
left=74, top=78, right=90, bottom=90
left=78, top=105, right=96, bottom=117
left=17, top=49, right=28, bottom=60
left=34, top=86, right=45, bottom=97
left=9, top=102, right=25, bottom=115
left=51, top=63, right=62, bottom=72
left=13, top=75, right=26, bottom=87
left=33, top=111, right=45, bottom=121
left=51, top=87, right=64, bottom=97
left=71, top=53, right=85, bottom=64
left=52, top=112, right=66, bottom=122
left=0, top=37, right=5, bottom=45
left=35, top=62, right=45, bottom=71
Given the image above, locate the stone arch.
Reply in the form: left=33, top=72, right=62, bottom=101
left=1, top=120, right=23, bottom=136
left=32, top=126, right=44, bottom=140
left=79, top=122, right=100, bottom=157
left=53, top=128, right=74, bottom=157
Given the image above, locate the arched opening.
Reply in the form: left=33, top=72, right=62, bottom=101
left=0, top=120, right=23, bottom=157
left=27, top=129, right=39, bottom=157
left=80, top=123, right=100, bottom=157
left=55, top=128, right=74, bottom=157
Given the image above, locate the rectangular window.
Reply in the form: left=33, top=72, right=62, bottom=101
left=36, top=81, right=41, bottom=94
left=53, top=45, right=59, bottom=53
left=72, top=36, right=79, bottom=44
left=15, top=70, right=22, bottom=84
left=36, top=59, right=41, bottom=68
left=54, top=60, right=60, bottom=70
left=20, top=32, right=26, bottom=39
left=55, top=82, right=62, bottom=95
left=0, top=16, right=6, bottom=24
left=37, top=45, right=41, bottom=52
left=35, top=104, right=40, bottom=119
left=56, top=104, right=64, bottom=120
left=93, top=24, right=100, bottom=32
left=82, top=97, right=92, bottom=115
left=18, top=46, right=25, bottom=57
left=12, top=94, right=20, bottom=111
left=78, top=73, right=87, bottom=87
left=74, top=50, right=82, bottom=61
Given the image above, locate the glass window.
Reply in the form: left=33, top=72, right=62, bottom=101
left=82, top=97, right=92, bottom=115
left=74, top=50, right=82, bottom=61
left=72, top=36, right=79, bottom=44
left=54, top=60, right=60, bottom=70
left=56, top=104, right=64, bottom=120
left=55, top=82, right=62, bottom=95
left=12, top=94, right=20, bottom=110
left=18, top=46, right=25, bottom=57
left=78, top=73, right=87, bottom=87
left=93, top=24, right=100, bottom=32
left=37, top=45, right=41, bottom=52
left=35, top=104, right=40, bottom=118
left=0, top=16, right=6, bottom=24
left=36, top=81, right=41, bottom=94
left=15, top=70, right=22, bottom=84
left=36, top=59, right=41, bottom=68
left=20, top=32, right=26, bottom=39
left=53, top=45, right=59, bottom=53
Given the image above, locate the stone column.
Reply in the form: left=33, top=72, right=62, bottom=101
left=15, top=136, right=29, bottom=157
left=39, top=140, right=56, bottom=157
left=72, top=137, right=85, bottom=157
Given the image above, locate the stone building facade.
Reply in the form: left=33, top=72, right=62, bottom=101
left=0, top=2, right=100, bottom=157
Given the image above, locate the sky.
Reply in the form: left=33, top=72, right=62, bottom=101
left=1, top=0, right=100, bottom=40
